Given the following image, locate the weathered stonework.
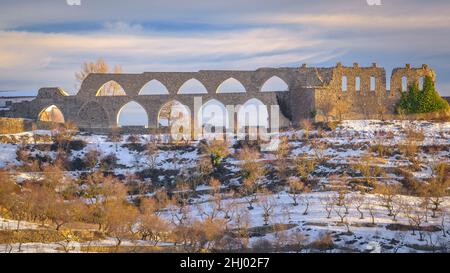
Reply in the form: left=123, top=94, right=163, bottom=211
left=1, top=63, right=436, bottom=134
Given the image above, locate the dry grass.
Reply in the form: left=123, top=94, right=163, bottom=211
left=0, top=228, right=105, bottom=244
left=79, top=244, right=178, bottom=253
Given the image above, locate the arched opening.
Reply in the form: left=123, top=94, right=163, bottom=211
left=401, top=76, right=408, bottom=92
left=237, top=98, right=269, bottom=139
left=216, top=78, right=246, bottom=93
left=370, top=76, right=376, bottom=92
left=139, top=79, right=169, bottom=95
left=38, top=105, right=65, bottom=123
left=158, top=100, right=191, bottom=139
left=117, top=101, right=148, bottom=128
left=56, top=87, right=70, bottom=96
left=355, top=77, right=361, bottom=92
left=96, top=80, right=126, bottom=96
left=261, top=76, right=289, bottom=92
left=178, top=78, right=208, bottom=94
left=419, top=76, right=424, bottom=90
left=341, top=76, right=348, bottom=92
left=198, top=99, right=230, bottom=140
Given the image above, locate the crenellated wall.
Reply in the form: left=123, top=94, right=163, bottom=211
left=1, top=63, right=438, bottom=133
left=313, top=63, right=436, bottom=122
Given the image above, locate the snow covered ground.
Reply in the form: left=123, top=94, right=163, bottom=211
left=159, top=191, right=450, bottom=253
left=0, top=120, right=449, bottom=252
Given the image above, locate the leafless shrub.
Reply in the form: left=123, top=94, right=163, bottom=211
left=320, top=195, right=335, bottom=219
left=375, top=183, right=401, bottom=217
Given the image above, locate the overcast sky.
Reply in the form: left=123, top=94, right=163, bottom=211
left=1, top=0, right=450, bottom=96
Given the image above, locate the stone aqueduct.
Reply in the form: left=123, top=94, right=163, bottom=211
left=1, top=63, right=436, bottom=136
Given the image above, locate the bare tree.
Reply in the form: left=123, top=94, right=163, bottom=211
left=366, top=204, right=377, bottom=225
left=238, top=146, right=264, bottom=183
left=0, top=170, right=21, bottom=222
left=320, top=195, right=335, bottom=219
left=333, top=204, right=351, bottom=233
left=342, top=194, right=353, bottom=215
left=202, top=217, right=227, bottom=252
left=425, top=231, right=441, bottom=253
left=56, top=230, right=80, bottom=253
left=48, top=199, right=85, bottom=231
left=288, top=176, right=304, bottom=206
left=8, top=194, right=28, bottom=231
left=309, top=140, right=327, bottom=163
left=353, top=194, right=366, bottom=219
left=138, top=200, right=169, bottom=245
left=300, top=119, right=313, bottom=142
left=390, top=196, right=403, bottom=222
left=294, top=155, right=316, bottom=183
left=83, top=148, right=100, bottom=169
left=232, top=206, right=251, bottom=250
left=208, top=178, right=223, bottom=213
left=403, top=201, right=426, bottom=241
left=238, top=146, right=265, bottom=210
left=275, top=136, right=290, bottom=182
left=104, top=200, right=139, bottom=248
left=241, top=180, right=258, bottom=210
left=222, top=197, right=238, bottom=226
left=354, top=153, right=383, bottom=186
left=392, top=232, right=405, bottom=253
left=146, top=140, right=159, bottom=169
left=197, top=155, right=213, bottom=181
left=280, top=204, right=292, bottom=222
left=425, top=163, right=449, bottom=218
left=258, top=189, right=276, bottom=226
left=375, top=183, right=401, bottom=217
left=299, top=194, right=313, bottom=215
left=75, top=58, right=123, bottom=95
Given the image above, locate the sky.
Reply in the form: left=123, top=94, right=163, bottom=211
left=0, top=0, right=450, bottom=97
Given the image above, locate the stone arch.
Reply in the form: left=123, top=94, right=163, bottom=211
left=77, top=101, right=109, bottom=128
left=158, top=100, right=191, bottom=140
left=117, top=101, right=149, bottom=128
left=260, top=76, right=289, bottom=92
left=237, top=98, right=269, bottom=132
left=178, top=78, right=208, bottom=94
left=139, top=79, right=169, bottom=95
left=198, top=99, right=230, bottom=138
left=38, top=105, right=65, bottom=123
left=158, top=100, right=191, bottom=127
left=216, top=77, right=246, bottom=93
left=96, top=80, right=126, bottom=96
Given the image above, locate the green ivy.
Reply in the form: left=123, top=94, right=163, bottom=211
left=396, top=76, right=449, bottom=114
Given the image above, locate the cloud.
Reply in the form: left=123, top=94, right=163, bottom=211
left=0, top=27, right=339, bottom=94
left=1, top=0, right=450, bottom=96
left=102, top=22, right=144, bottom=33
left=249, top=14, right=450, bottom=29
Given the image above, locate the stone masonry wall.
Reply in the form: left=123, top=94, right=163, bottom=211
left=1, top=64, right=437, bottom=133
left=314, top=63, right=436, bottom=122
